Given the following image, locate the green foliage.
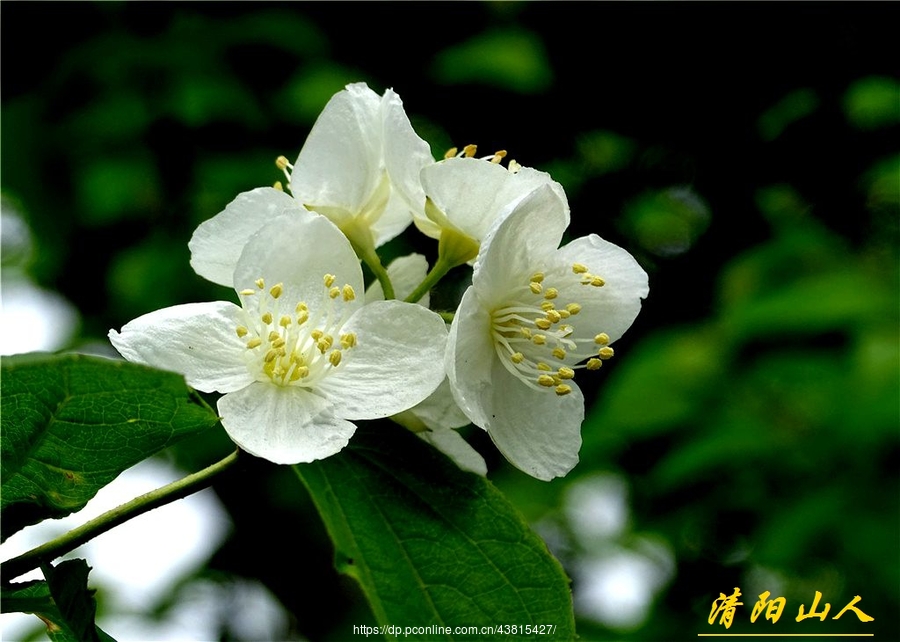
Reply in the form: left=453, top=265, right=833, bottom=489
left=295, top=422, right=576, bottom=640
left=0, top=353, right=220, bottom=542
left=1, top=560, right=114, bottom=642
left=431, top=28, right=552, bottom=93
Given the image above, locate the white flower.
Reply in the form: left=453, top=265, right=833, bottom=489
left=110, top=210, right=448, bottom=465
left=285, top=83, right=431, bottom=250
left=413, top=155, right=569, bottom=266
left=445, top=185, right=649, bottom=480
left=189, top=82, right=432, bottom=288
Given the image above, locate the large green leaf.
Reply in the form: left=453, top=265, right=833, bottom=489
left=0, top=353, right=219, bottom=542
left=295, top=423, right=575, bottom=641
left=1, top=559, right=115, bottom=642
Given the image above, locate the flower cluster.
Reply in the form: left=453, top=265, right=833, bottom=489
left=109, top=82, right=648, bottom=480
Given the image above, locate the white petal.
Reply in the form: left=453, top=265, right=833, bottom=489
left=444, top=286, right=495, bottom=429
left=420, top=158, right=567, bottom=242
left=365, top=253, right=430, bottom=307
left=233, top=210, right=363, bottom=310
left=108, top=302, right=253, bottom=394
left=218, top=382, right=355, bottom=464
left=290, top=83, right=382, bottom=214
left=316, top=300, right=447, bottom=419
left=189, top=188, right=301, bottom=287
left=370, top=191, right=415, bottom=247
left=381, top=88, right=431, bottom=214
left=473, top=184, right=570, bottom=301
left=554, top=234, right=649, bottom=346
left=417, top=427, right=487, bottom=476
left=485, top=360, right=584, bottom=481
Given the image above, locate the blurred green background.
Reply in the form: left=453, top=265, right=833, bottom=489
left=2, top=2, right=897, bottom=640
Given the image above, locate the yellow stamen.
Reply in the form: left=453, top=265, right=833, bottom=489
left=329, top=350, right=342, bottom=367
left=594, top=333, right=610, bottom=345
left=246, top=338, right=262, bottom=349
left=261, top=312, right=273, bottom=325
left=270, top=283, right=283, bottom=299
left=586, top=358, right=602, bottom=370
left=235, top=326, right=249, bottom=338
left=537, top=374, right=556, bottom=387
left=598, top=346, right=615, bottom=359
left=342, top=284, right=356, bottom=301
left=555, top=384, right=573, bottom=396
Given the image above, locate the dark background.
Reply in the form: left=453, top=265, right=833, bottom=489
left=2, top=2, right=897, bottom=640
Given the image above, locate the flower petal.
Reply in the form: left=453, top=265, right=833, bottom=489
left=364, top=253, right=430, bottom=307
left=473, top=184, right=570, bottom=301
left=108, top=302, right=253, bottom=393
left=316, top=300, right=447, bottom=419
left=444, top=286, right=495, bottom=429
left=419, top=157, right=567, bottom=242
left=485, top=361, right=584, bottom=481
left=554, top=234, right=649, bottom=346
left=417, top=426, right=487, bottom=477
left=233, top=210, right=363, bottom=310
left=381, top=88, right=431, bottom=214
left=290, top=83, right=383, bottom=215
left=218, top=382, right=355, bottom=464
left=189, top=188, right=301, bottom=287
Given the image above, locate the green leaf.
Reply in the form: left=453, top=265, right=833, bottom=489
left=294, top=423, right=575, bottom=640
left=1, top=353, right=219, bottom=542
left=1, top=559, right=115, bottom=642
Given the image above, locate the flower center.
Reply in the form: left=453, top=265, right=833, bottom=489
left=489, top=263, right=615, bottom=396
left=234, top=275, right=358, bottom=387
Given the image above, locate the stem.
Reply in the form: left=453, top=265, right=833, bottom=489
left=359, top=246, right=396, bottom=300
left=1, top=449, right=241, bottom=582
left=405, top=256, right=454, bottom=304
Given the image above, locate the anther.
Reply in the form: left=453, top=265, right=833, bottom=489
left=530, top=272, right=545, bottom=283
left=555, top=384, right=573, bottom=396
left=598, top=346, right=615, bottom=360
left=535, top=318, right=552, bottom=330
left=340, top=333, right=357, bottom=349
left=268, top=331, right=280, bottom=342
left=546, top=310, right=562, bottom=323
left=264, top=349, right=278, bottom=363
left=558, top=367, right=575, bottom=380
left=590, top=276, right=605, bottom=287
left=594, top=332, right=610, bottom=345
left=463, top=144, right=478, bottom=157
left=537, top=374, right=556, bottom=387
left=544, top=288, right=559, bottom=300
left=261, top=312, right=273, bottom=325
left=279, top=315, right=291, bottom=328
left=235, top=326, right=249, bottom=338
left=324, top=274, right=335, bottom=287
left=269, top=283, right=283, bottom=299
left=490, top=150, right=507, bottom=164
left=444, top=147, right=458, bottom=159
left=537, top=362, right=552, bottom=371
left=530, top=281, right=543, bottom=294
left=586, top=358, right=602, bottom=370
left=541, top=301, right=555, bottom=311
left=552, top=347, right=567, bottom=360
left=566, top=303, right=582, bottom=315
left=239, top=289, right=255, bottom=296
left=572, top=263, right=589, bottom=274
left=275, top=156, right=291, bottom=171
left=246, top=338, right=262, bottom=349
left=255, top=278, right=265, bottom=289
left=511, top=352, right=525, bottom=364
left=274, top=181, right=283, bottom=191
left=329, top=286, right=341, bottom=299
left=329, top=350, right=342, bottom=367
left=342, top=284, right=356, bottom=301
left=532, top=334, right=547, bottom=345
